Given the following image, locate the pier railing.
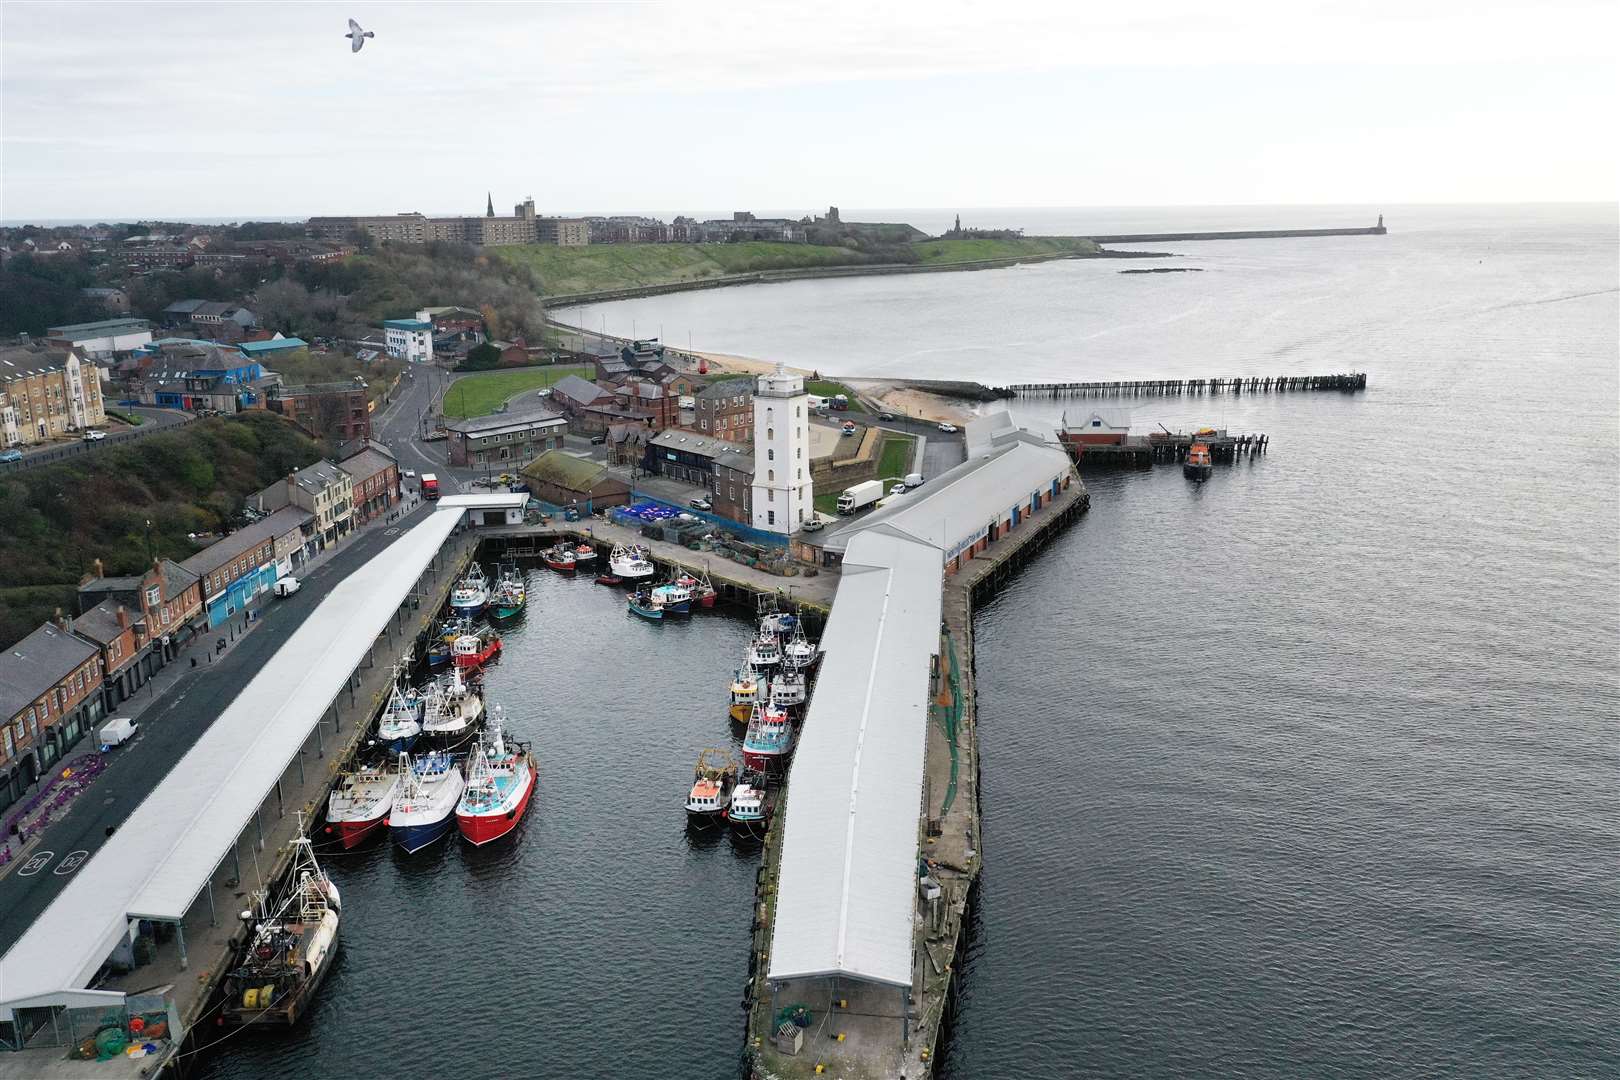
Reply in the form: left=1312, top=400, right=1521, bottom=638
left=1000, top=373, right=1367, bottom=398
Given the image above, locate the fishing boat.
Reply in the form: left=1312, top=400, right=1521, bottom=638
left=727, top=775, right=769, bottom=838
left=782, top=621, right=819, bottom=670
left=1183, top=440, right=1213, bottom=481
left=388, top=751, right=466, bottom=853
left=594, top=573, right=624, bottom=587
left=452, top=628, right=502, bottom=670
left=425, top=636, right=453, bottom=671
left=608, top=544, right=655, bottom=581
left=628, top=587, right=664, bottom=620
left=571, top=542, right=598, bottom=564
left=650, top=579, right=694, bottom=615
left=220, top=819, right=341, bottom=1027
left=421, top=667, right=484, bottom=749
left=675, top=568, right=718, bottom=609
left=326, top=761, right=400, bottom=849
left=729, top=665, right=762, bottom=723
left=741, top=702, right=795, bottom=773
left=757, top=595, right=797, bottom=634
left=449, top=564, right=490, bottom=616
left=375, top=675, right=423, bottom=755
left=747, top=629, right=783, bottom=670
left=769, top=668, right=807, bottom=709
left=685, top=748, right=737, bottom=826
left=489, top=566, right=527, bottom=620
left=455, top=707, right=537, bottom=846
left=542, top=543, right=577, bottom=572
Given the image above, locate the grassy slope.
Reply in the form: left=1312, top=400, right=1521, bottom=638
left=441, top=365, right=590, bottom=419
left=0, top=413, right=322, bottom=649
left=494, top=242, right=874, bottom=297
left=878, top=434, right=916, bottom=480
left=912, top=236, right=1100, bottom=263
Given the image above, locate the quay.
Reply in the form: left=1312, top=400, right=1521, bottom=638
left=0, top=495, right=522, bottom=1079
left=1001, top=372, right=1367, bottom=398
left=744, top=414, right=1089, bottom=1079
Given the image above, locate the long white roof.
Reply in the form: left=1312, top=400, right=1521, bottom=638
left=0, top=503, right=501, bottom=1011
left=767, top=525, right=943, bottom=988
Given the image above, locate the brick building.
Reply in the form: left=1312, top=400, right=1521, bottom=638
left=444, top=405, right=567, bottom=468
left=0, top=340, right=106, bottom=447
left=269, top=381, right=371, bottom=442
left=339, top=443, right=401, bottom=525
left=0, top=622, right=105, bottom=812
left=693, top=379, right=753, bottom=443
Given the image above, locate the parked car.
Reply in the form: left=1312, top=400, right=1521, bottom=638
left=403, top=468, right=417, bottom=479
left=537, top=388, right=552, bottom=397
left=841, top=421, right=858, bottom=436
left=82, top=429, right=106, bottom=441
left=0, top=449, right=22, bottom=463
left=890, top=482, right=908, bottom=496
left=877, top=411, right=895, bottom=421
left=801, top=518, right=825, bottom=533
left=937, top=422, right=959, bottom=433
left=689, top=497, right=713, bottom=512
left=589, top=433, right=608, bottom=445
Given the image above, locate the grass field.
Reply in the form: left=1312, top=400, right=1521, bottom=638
left=813, top=491, right=844, bottom=516
left=442, top=365, right=589, bottom=419
left=912, top=236, right=1100, bottom=263
left=495, top=242, right=880, bottom=297
left=878, top=434, right=916, bottom=481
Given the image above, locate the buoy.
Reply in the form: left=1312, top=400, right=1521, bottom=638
left=836, top=1032, right=846, bottom=1042
left=814, top=1066, right=825, bottom=1075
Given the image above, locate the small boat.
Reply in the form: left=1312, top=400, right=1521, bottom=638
left=571, top=542, right=598, bottom=563
left=675, top=567, right=718, bottom=609
left=455, top=707, right=537, bottom=846
left=747, top=630, right=783, bottom=670
left=452, top=628, right=502, bottom=670
left=685, top=748, right=737, bottom=826
left=758, top=595, right=797, bottom=634
left=727, top=775, right=769, bottom=837
left=220, top=819, right=341, bottom=1027
left=543, top=544, right=577, bottom=572
left=425, top=637, right=452, bottom=671
left=1184, top=440, right=1213, bottom=481
left=388, top=751, right=466, bottom=853
left=650, top=579, right=694, bottom=615
left=729, top=665, right=761, bottom=723
left=326, top=761, right=400, bottom=849
left=489, top=566, right=527, bottom=620
left=782, top=621, right=819, bottom=670
left=628, top=587, right=664, bottom=620
left=421, top=667, right=484, bottom=749
left=742, top=702, right=795, bottom=773
left=595, top=573, right=624, bottom=587
left=609, top=544, right=656, bottom=580
left=449, top=564, right=490, bottom=616
left=769, top=668, right=806, bottom=709
left=375, top=675, right=423, bottom=755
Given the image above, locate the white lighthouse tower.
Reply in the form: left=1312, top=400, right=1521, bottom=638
left=751, top=363, right=813, bottom=534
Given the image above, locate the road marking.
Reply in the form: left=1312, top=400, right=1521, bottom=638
left=18, top=851, right=53, bottom=876
left=54, top=850, right=89, bottom=876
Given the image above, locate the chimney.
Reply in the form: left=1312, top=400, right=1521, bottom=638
left=152, top=557, right=162, bottom=576
left=54, top=607, right=70, bottom=632
left=93, top=557, right=105, bottom=578
left=116, top=605, right=129, bottom=629
left=286, top=471, right=297, bottom=502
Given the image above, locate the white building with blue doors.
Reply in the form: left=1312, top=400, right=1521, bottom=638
left=179, top=506, right=312, bottom=628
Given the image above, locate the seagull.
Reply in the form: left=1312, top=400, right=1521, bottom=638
left=346, top=18, right=374, bottom=53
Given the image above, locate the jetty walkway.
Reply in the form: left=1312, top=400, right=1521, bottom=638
left=1002, top=373, right=1367, bottom=398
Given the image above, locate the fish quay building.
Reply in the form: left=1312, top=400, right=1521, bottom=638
left=0, top=495, right=523, bottom=1078
left=750, top=414, right=1087, bottom=1079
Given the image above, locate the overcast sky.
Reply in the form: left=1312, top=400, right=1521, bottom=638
left=2, top=1, right=1616, bottom=222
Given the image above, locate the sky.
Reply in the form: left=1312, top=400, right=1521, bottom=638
left=1, top=0, right=1616, bottom=222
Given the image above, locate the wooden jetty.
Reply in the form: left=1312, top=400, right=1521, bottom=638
left=1059, top=429, right=1268, bottom=470
left=1001, top=372, right=1367, bottom=398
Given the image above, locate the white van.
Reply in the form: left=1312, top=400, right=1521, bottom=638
left=99, top=717, right=138, bottom=748
left=273, top=577, right=301, bottom=598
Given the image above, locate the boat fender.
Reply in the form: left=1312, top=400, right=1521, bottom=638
left=242, top=988, right=258, bottom=1009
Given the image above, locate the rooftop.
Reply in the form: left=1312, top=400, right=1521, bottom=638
left=444, top=404, right=566, bottom=437
left=0, top=342, right=80, bottom=378
left=179, top=506, right=313, bottom=579
left=382, top=318, right=432, bottom=331
left=649, top=428, right=755, bottom=463
left=696, top=379, right=752, bottom=401
left=0, top=622, right=99, bottom=722
left=238, top=337, right=307, bottom=355
left=550, top=373, right=613, bottom=407
left=72, top=600, right=136, bottom=646
left=337, top=448, right=396, bottom=481
left=161, top=299, right=207, bottom=315
left=519, top=448, right=619, bottom=491
left=45, top=318, right=152, bottom=338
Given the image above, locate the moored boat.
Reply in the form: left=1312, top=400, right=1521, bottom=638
left=489, top=565, right=527, bottom=620
left=326, top=761, right=400, bottom=849
left=628, top=587, right=664, bottom=620
left=1184, top=440, right=1213, bottom=481
left=376, top=671, right=423, bottom=754
left=757, top=595, right=797, bottom=634
left=650, top=579, right=694, bottom=615
left=388, top=751, right=466, bottom=853
left=220, top=820, right=341, bottom=1027
left=455, top=707, right=537, bottom=846
left=742, top=702, right=794, bottom=773
left=769, top=668, right=806, bottom=709
left=572, top=542, right=598, bottom=563
left=542, top=543, right=577, bottom=572
left=729, top=664, right=761, bottom=723
left=609, top=544, right=656, bottom=580
left=421, top=666, right=484, bottom=749
left=452, top=628, right=502, bottom=670
left=675, top=568, right=717, bottom=608
left=727, top=775, right=769, bottom=837
left=595, top=573, right=624, bottom=587
left=449, top=564, right=490, bottom=616
left=747, top=629, right=783, bottom=670
left=685, top=748, right=737, bottom=826
left=782, top=621, right=818, bottom=670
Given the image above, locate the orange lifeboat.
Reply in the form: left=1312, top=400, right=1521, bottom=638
left=1183, top=441, right=1213, bottom=481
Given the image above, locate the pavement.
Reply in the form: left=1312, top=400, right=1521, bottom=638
left=0, top=406, right=193, bottom=475
left=0, top=500, right=433, bottom=954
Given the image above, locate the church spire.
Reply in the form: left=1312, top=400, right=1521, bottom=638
left=486, top=192, right=495, bottom=217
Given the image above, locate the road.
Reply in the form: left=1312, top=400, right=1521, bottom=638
left=0, top=406, right=194, bottom=475
left=0, top=502, right=433, bottom=953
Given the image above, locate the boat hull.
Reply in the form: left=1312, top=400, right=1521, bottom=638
left=381, top=731, right=418, bottom=755
left=449, top=601, right=486, bottom=617
left=728, top=812, right=768, bottom=838
left=1183, top=462, right=1212, bottom=481
left=595, top=575, right=624, bottom=586
left=686, top=806, right=726, bottom=828
left=457, top=770, right=536, bottom=846
left=454, top=641, right=501, bottom=668
left=222, top=922, right=340, bottom=1028
left=491, top=604, right=525, bottom=621
left=629, top=601, right=663, bottom=620
left=742, top=749, right=787, bottom=773
left=729, top=703, right=753, bottom=723
left=390, top=812, right=456, bottom=854
left=333, top=815, right=386, bottom=850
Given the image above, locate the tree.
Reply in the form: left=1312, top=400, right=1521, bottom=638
left=461, top=342, right=501, bottom=371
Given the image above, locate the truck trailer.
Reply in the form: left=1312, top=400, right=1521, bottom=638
left=836, top=479, right=884, bottom=514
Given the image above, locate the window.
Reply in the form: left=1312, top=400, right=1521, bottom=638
left=146, top=585, right=160, bottom=609
left=796, top=447, right=801, bottom=459
left=768, top=428, right=774, bottom=439
left=767, top=449, right=774, bottom=461
left=768, top=511, right=776, bottom=525
left=797, top=469, right=802, bottom=480
left=2, top=726, right=11, bottom=757
left=767, top=490, right=774, bottom=502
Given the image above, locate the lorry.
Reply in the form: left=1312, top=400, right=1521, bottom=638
left=421, top=473, right=440, bottom=499
left=836, top=479, right=884, bottom=514
left=831, top=394, right=850, bottom=411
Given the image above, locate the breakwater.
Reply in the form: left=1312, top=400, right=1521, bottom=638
left=1003, top=373, right=1367, bottom=398
left=1085, top=224, right=1387, bottom=243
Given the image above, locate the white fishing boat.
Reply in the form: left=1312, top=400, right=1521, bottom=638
left=375, top=672, right=423, bottom=755
left=326, top=761, right=400, bottom=850
left=685, top=748, right=737, bottom=826
left=782, top=621, right=819, bottom=670
left=421, top=666, right=484, bottom=749
left=747, top=629, right=783, bottom=670
left=608, top=544, right=656, bottom=580
left=449, top=563, right=490, bottom=616
left=727, top=776, right=769, bottom=837
left=388, top=751, right=466, bottom=853
left=769, top=668, right=806, bottom=708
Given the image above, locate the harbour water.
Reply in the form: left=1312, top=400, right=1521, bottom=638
left=198, top=569, right=760, bottom=1079
left=200, top=205, right=1618, bottom=1078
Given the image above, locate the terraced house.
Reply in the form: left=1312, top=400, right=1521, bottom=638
left=0, top=339, right=106, bottom=447
left=338, top=443, right=400, bottom=525
left=0, top=622, right=105, bottom=813
left=181, top=506, right=313, bottom=627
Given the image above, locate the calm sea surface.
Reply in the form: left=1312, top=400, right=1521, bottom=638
left=205, top=206, right=1619, bottom=1079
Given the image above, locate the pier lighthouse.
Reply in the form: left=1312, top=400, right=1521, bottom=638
left=751, top=363, right=813, bottom=535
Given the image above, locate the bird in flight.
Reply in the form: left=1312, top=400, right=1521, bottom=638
left=346, top=18, right=374, bottom=53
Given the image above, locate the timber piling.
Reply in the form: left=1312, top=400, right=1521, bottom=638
left=1001, top=372, right=1366, bottom=398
